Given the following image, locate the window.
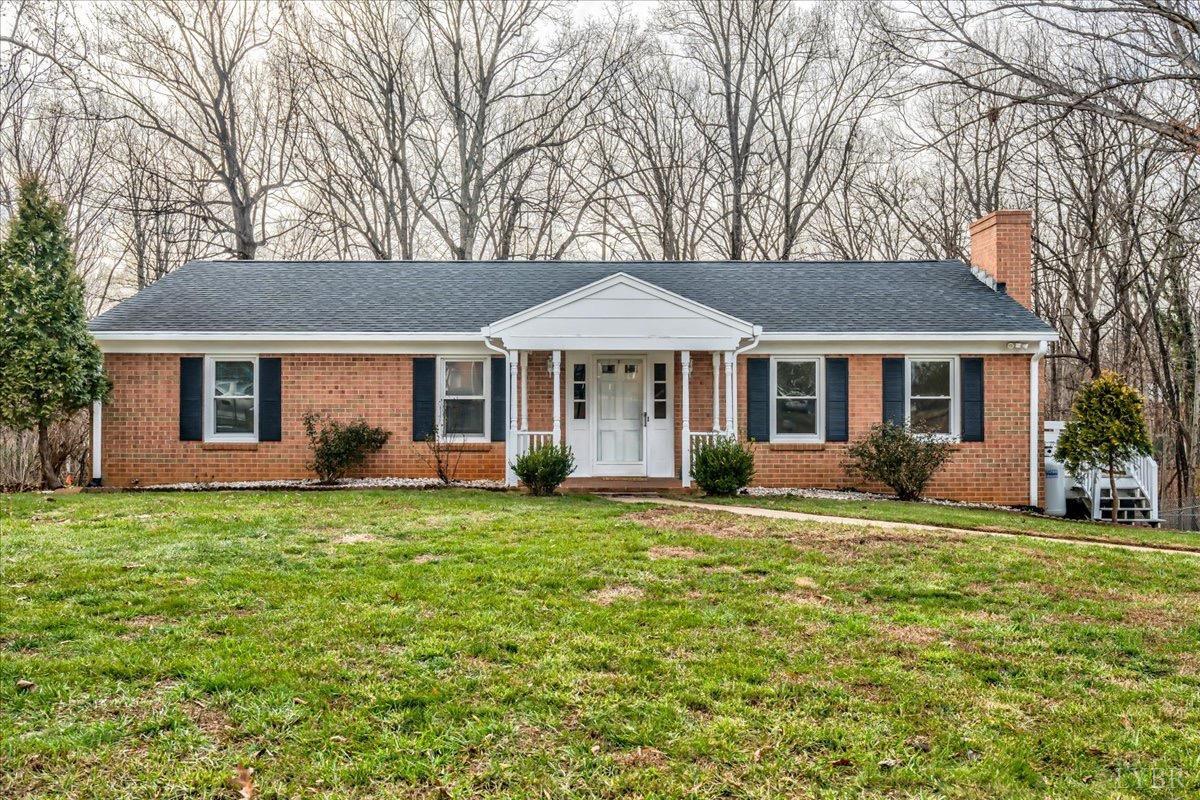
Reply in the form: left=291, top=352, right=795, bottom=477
left=439, top=358, right=487, bottom=439
left=771, top=358, right=821, bottom=440
left=652, top=362, right=668, bottom=419
left=908, top=357, right=956, bottom=436
left=572, top=363, right=586, bottom=420
left=206, top=357, right=257, bottom=441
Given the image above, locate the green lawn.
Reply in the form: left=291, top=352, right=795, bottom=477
left=709, top=493, right=1200, bottom=551
left=3, top=489, right=1199, bottom=798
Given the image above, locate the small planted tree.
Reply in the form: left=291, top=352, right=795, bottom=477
left=512, top=442, right=576, bottom=496
left=846, top=422, right=954, bottom=501
left=302, top=412, right=391, bottom=484
left=0, top=176, right=108, bottom=489
left=691, top=437, right=756, bottom=496
left=1054, top=371, right=1153, bottom=523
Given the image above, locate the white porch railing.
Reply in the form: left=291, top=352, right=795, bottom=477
left=683, top=430, right=733, bottom=487
left=515, top=431, right=554, bottom=459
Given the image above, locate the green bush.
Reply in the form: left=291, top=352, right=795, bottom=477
left=512, top=442, right=576, bottom=496
left=303, top=412, right=391, bottom=483
left=846, top=421, right=953, bottom=501
left=691, top=436, right=755, bottom=496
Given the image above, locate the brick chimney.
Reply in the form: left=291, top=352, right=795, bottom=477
left=969, top=210, right=1033, bottom=310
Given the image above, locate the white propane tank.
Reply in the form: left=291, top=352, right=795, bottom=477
left=1043, top=421, right=1067, bottom=516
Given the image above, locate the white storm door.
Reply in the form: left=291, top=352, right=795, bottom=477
left=595, top=358, right=645, bottom=473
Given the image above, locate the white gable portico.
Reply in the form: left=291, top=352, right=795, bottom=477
left=481, top=272, right=759, bottom=352
left=482, top=273, right=760, bottom=486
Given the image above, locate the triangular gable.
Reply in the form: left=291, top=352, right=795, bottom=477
left=482, top=272, right=758, bottom=351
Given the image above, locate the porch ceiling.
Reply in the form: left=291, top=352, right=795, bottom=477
left=481, top=272, right=759, bottom=351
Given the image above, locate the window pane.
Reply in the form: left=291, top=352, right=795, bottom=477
left=573, top=401, right=586, bottom=420
left=776, top=361, right=816, bottom=397
left=776, top=398, right=816, bottom=435
left=573, top=364, right=586, bottom=382
left=573, top=383, right=586, bottom=400
left=911, top=399, right=951, bottom=434
left=444, top=398, right=485, bottom=435
left=214, top=396, right=254, bottom=434
left=654, top=363, right=666, bottom=382
left=654, top=400, right=667, bottom=419
left=601, top=364, right=615, bottom=374
left=215, top=361, right=254, bottom=397
left=444, top=361, right=484, bottom=397
left=911, top=360, right=950, bottom=397
left=653, top=383, right=667, bottom=401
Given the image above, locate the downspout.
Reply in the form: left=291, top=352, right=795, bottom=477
left=1029, top=340, right=1048, bottom=508
left=729, top=327, right=763, bottom=439
left=483, top=335, right=516, bottom=486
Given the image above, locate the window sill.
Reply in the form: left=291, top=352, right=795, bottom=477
left=201, top=442, right=260, bottom=452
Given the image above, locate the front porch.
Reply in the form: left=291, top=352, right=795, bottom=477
left=500, top=349, right=741, bottom=487
left=480, top=272, right=759, bottom=488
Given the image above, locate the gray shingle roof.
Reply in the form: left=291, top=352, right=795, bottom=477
left=88, top=259, right=1054, bottom=335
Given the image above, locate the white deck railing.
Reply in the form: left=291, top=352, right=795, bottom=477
left=1128, top=453, right=1159, bottom=521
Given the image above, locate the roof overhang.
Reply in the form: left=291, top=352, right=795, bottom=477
left=481, top=272, right=760, bottom=351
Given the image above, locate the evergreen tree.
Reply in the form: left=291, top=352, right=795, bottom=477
left=1054, top=370, right=1153, bottom=523
left=0, top=176, right=108, bottom=489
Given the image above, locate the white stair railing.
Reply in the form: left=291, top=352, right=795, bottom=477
left=1128, top=454, right=1159, bottom=521
left=688, top=430, right=733, bottom=470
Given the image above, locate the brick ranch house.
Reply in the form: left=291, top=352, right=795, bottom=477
left=87, top=210, right=1057, bottom=505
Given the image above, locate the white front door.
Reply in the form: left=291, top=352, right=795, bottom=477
left=594, top=358, right=645, bottom=475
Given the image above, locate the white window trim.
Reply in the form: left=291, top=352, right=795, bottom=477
left=203, top=355, right=259, bottom=443
left=769, top=356, right=824, bottom=443
left=905, top=355, right=959, bottom=441
left=436, top=356, right=491, bottom=443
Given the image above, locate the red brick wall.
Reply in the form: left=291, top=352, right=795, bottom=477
left=99, top=353, right=503, bottom=487
left=100, top=350, right=1036, bottom=504
left=727, top=353, right=1034, bottom=505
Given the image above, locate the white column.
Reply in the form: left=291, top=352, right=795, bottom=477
left=711, top=353, right=720, bottom=432
left=552, top=350, right=562, bottom=444
left=506, top=350, right=519, bottom=486
left=91, top=400, right=102, bottom=486
left=520, top=351, right=529, bottom=432
left=681, top=351, right=692, bottom=487
left=724, top=351, right=735, bottom=437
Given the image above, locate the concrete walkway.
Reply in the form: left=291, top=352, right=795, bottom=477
left=605, top=495, right=1200, bottom=558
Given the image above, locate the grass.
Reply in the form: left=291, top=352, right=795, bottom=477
left=707, top=492, right=1200, bottom=551
left=2, top=489, right=1199, bottom=798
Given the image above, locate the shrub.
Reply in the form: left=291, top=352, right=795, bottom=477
left=303, top=412, right=391, bottom=484
left=1055, top=370, right=1152, bottom=523
left=691, top=436, right=755, bottom=496
left=846, top=422, right=953, bottom=501
left=512, top=442, right=576, bottom=496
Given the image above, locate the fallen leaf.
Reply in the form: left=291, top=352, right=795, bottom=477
left=831, top=757, right=853, bottom=768
left=878, top=758, right=900, bottom=770
left=16, top=679, right=36, bottom=692
left=232, top=766, right=255, bottom=799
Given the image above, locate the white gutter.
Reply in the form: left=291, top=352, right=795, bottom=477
left=757, top=331, right=1058, bottom=343
left=1029, top=340, right=1049, bottom=507
left=91, top=331, right=484, bottom=342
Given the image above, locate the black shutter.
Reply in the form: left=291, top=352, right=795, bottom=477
left=179, top=357, right=203, bottom=441
left=746, top=358, right=770, bottom=442
left=825, top=358, right=849, bottom=442
left=961, top=357, right=985, bottom=442
left=412, top=357, right=436, bottom=441
left=490, top=356, right=506, bottom=442
left=882, top=358, right=905, bottom=426
left=259, top=357, right=282, bottom=442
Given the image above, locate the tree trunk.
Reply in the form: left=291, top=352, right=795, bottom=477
left=1109, top=460, right=1119, bottom=524
left=38, top=420, right=63, bottom=490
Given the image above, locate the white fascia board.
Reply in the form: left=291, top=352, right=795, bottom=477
left=758, top=331, right=1058, bottom=343
left=482, top=271, right=757, bottom=337
left=496, top=334, right=749, bottom=352
left=93, top=330, right=489, bottom=355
